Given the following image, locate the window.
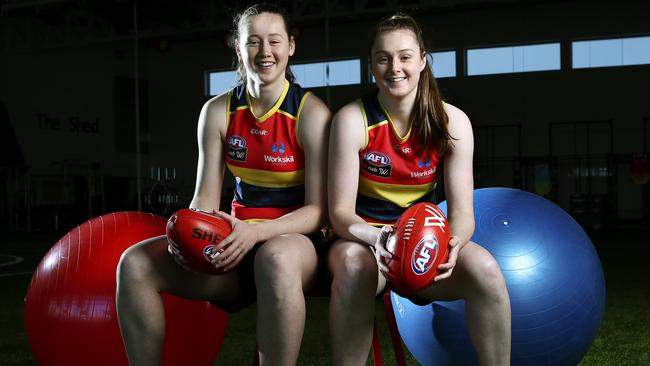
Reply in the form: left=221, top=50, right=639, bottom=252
left=292, top=59, right=361, bottom=88
left=573, top=36, right=650, bottom=69
left=206, top=70, right=238, bottom=96
left=430, top=51, right=456, bottom=78
left=206, top=59, right=361, bottom=95
left=467, top=43, right=560, bottom=76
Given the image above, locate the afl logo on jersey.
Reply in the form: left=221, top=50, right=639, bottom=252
left=411, top=234, right=439, bottom=275
left=362, top=151, right=392, bottom=178
left=226, top=135, right=247, bottom=161
left=228, top=135, right=246, bottom=150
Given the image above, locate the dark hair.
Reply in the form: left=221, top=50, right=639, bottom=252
left=228, top=3, right=296, bottom=84
left=370, top=14, right=453, bottom=157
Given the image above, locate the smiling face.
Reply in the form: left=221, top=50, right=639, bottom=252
left=236, top=12, right=295, bottom=86
left=371, top=29, right=426, bottom=101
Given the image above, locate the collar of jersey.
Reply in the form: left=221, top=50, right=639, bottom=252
left=245, top=79, right=290, bottom=123
left=377, top=96, right=412, bottom=143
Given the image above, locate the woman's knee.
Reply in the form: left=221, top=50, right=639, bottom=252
left=463, top=244, right=508, bottom=300
left=329, top=241, right=377, bottom=284
left=254, top=234, right=316, bottom=285
left=117, top=238, right=165, bottom=286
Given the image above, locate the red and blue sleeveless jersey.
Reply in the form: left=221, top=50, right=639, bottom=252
left=357, top=90, right=442, bottom=225
left=225, top=80, right=311, bottom=222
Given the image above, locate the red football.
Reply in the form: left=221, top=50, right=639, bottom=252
left=166, top=208, right=232, bottom=275
left=385, top=202, right=450, bottom=294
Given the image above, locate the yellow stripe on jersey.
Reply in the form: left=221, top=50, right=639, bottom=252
left=294, top=91, right=312, bottom=150
left=227, top=164, right=305, bottom=188
left=231, top=105, right=249, bottom=113
left=378, top=99, right=412, bottom=142
left=358, top=175, right=437, bottom=207
left=277, top=109, right=297, bottom=120
left=227, top=104, right=250, bottom=130
left=368, top=120, right=388, bottom=130
left=226, top=92, right=232, bottom=129
left=359, top=99, right=370, bottom=149
left=246, top=80, right=290, bottom=122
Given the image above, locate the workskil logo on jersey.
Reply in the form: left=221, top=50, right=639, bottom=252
left=411, top=157, right=436, bottom=178
left=362, top=151, right=392, bottom=178
left=226, top=135, right=247, bottom=162
left=264, top=141, right=295, bottom=164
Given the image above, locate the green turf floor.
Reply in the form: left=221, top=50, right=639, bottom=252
left=1, top=229, right=649, bottom=365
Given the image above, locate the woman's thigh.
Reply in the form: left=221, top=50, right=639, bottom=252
left=119, top=235, right=243, bottom=302
left=415, top=241, right=500, bottom=302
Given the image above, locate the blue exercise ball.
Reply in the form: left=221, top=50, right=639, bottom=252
left=391, top=187, right=606, bottom=366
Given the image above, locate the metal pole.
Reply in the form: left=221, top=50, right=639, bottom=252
left=134, top=0, right=142, bottom=211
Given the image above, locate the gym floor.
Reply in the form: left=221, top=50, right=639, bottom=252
left=1, top=228, right=649, bottom=365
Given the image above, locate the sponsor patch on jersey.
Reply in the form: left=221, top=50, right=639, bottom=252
left=226, top=135, right=247, bottom=162
left=418, top=158, right=432, bottom=168
left=264, top=155, right=296, bottom=164
left=394, top=144, right=412, bottom=154
left=264, top=141, right=295, bottom=164
left=271, top=141, right=286, bottom=154
left=362, top=151, right=392, bottom=178
left=409, top=158, right=436, bottom=178
left=250, top=128, right=268, bottom=136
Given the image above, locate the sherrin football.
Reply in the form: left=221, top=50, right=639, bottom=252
left=166, top=208, right=232, bottom=275
left=385, top=202, right=450, bottom=294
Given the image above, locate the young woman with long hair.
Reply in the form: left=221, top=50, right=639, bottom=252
left=327, top=14, right=511, bottom=366
left=116, top=4, right=330, bottom=365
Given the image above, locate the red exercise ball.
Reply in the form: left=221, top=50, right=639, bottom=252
left=385, top=202, right=450, bottom=294
left=24, top=211, right=228, bottom=366
left=166, top=208, right=232, bottom=275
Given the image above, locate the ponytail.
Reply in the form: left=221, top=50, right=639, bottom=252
left=413, top=53, right=452, bottom=156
